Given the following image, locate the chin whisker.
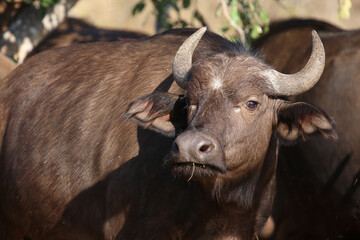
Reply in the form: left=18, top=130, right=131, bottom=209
left=187, top=162, right=196, bottom=182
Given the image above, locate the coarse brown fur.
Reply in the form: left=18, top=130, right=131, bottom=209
left=28, top=18, right=148, bottom=58
left=0, top=28, right=335, bottom=239
left=255, top=19, right=360, bottom=239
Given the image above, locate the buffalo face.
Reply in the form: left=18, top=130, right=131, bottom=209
left=169, top=53, right=280, bottom=181
left=125, top=28, right=337, bottom=183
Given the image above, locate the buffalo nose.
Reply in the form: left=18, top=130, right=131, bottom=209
left=173, top=131, right=222, bottom=163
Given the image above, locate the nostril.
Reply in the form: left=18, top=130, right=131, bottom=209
left=199, top=144, right=213, bottom=153
left=172, top=142, right=179, bottom=154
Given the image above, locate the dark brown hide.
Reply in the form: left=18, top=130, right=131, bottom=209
left=255, top=19, right=360, bottom=239
left=0, top=28, right=335, bottom=239
left=28, top=18, right=147, bottom=57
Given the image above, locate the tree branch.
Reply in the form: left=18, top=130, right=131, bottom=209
left=0, top=0, right=78, bottom=64
left=219, top=0, right=246, bottom=45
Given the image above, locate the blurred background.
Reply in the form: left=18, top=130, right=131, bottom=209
left=0, top=0, right=359, bottom=62
left=67, top=0, right=360, bottom=34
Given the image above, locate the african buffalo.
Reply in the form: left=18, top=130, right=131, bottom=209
left=255, top=19, right=360, bottom=239
left=0, top=27, right=336, bottom=239
left=29, top=18, right=147, bottom=57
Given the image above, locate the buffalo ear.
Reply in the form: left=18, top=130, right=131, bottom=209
left=276, top=102, right=338, bottom=143
left=124, top=92, right=187, bottom=137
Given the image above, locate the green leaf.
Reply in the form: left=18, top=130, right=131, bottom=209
left=250, top=24, right=262, bottom=39
left=132, top=2, right=146, bottom=15
left=183, top=0, right=190, bottom=9
left=193, top=10, right=204, bottom=23
left=162, top=21, right=173, bottom=30
left=230, top=0, right=238, bottom=6
left=339, top=0, right=352, bottom=19
left=170, top=2, right=180, bottom=12
left=230, top=5, right=241, bottom=24
left=40, top=0, right=58, bottom=8
left=220, top=26, right=230, bottom=35
left=178, top=20, right=188, bottom=28
left=263, top=25, right=270, bottom=34
left=259, top=10, right=270, bottom=23
left=215, top=3, right=222, bottom=17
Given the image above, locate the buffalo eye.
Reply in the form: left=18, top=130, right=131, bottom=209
left=245, top=101, right=259, bottom=110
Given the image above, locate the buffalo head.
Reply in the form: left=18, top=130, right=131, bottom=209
left=125, top=28, right=337, bottom=185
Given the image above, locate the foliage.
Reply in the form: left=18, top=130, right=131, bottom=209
left=8, top=0, right=59, bottom=8
left=338, top=0, right=352, bottom=19
left=16, top=0, right=59, bottom=17
left=132, top=0, right=269, bottom=46
left=217, top=0, right=269, bottom=46
left=133, top=0, right=204, bottom=31
left=1, top=0, right=59, bottom=34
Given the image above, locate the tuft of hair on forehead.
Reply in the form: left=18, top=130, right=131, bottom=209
left=212, top=77, right=223, bottom=90
left=189, top=53, right=274, bottom=95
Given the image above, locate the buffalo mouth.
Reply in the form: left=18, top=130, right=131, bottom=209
left=170, top=160, right=226, bottom=181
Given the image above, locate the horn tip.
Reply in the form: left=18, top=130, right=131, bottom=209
left=198, top=26, right=207, bottom=34
left=311, top=30, right=321, bottom=41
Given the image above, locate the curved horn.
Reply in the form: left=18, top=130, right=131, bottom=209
left=172, top=27, right=207, bottom=89
left=262, top=30, right=325, bottom=96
